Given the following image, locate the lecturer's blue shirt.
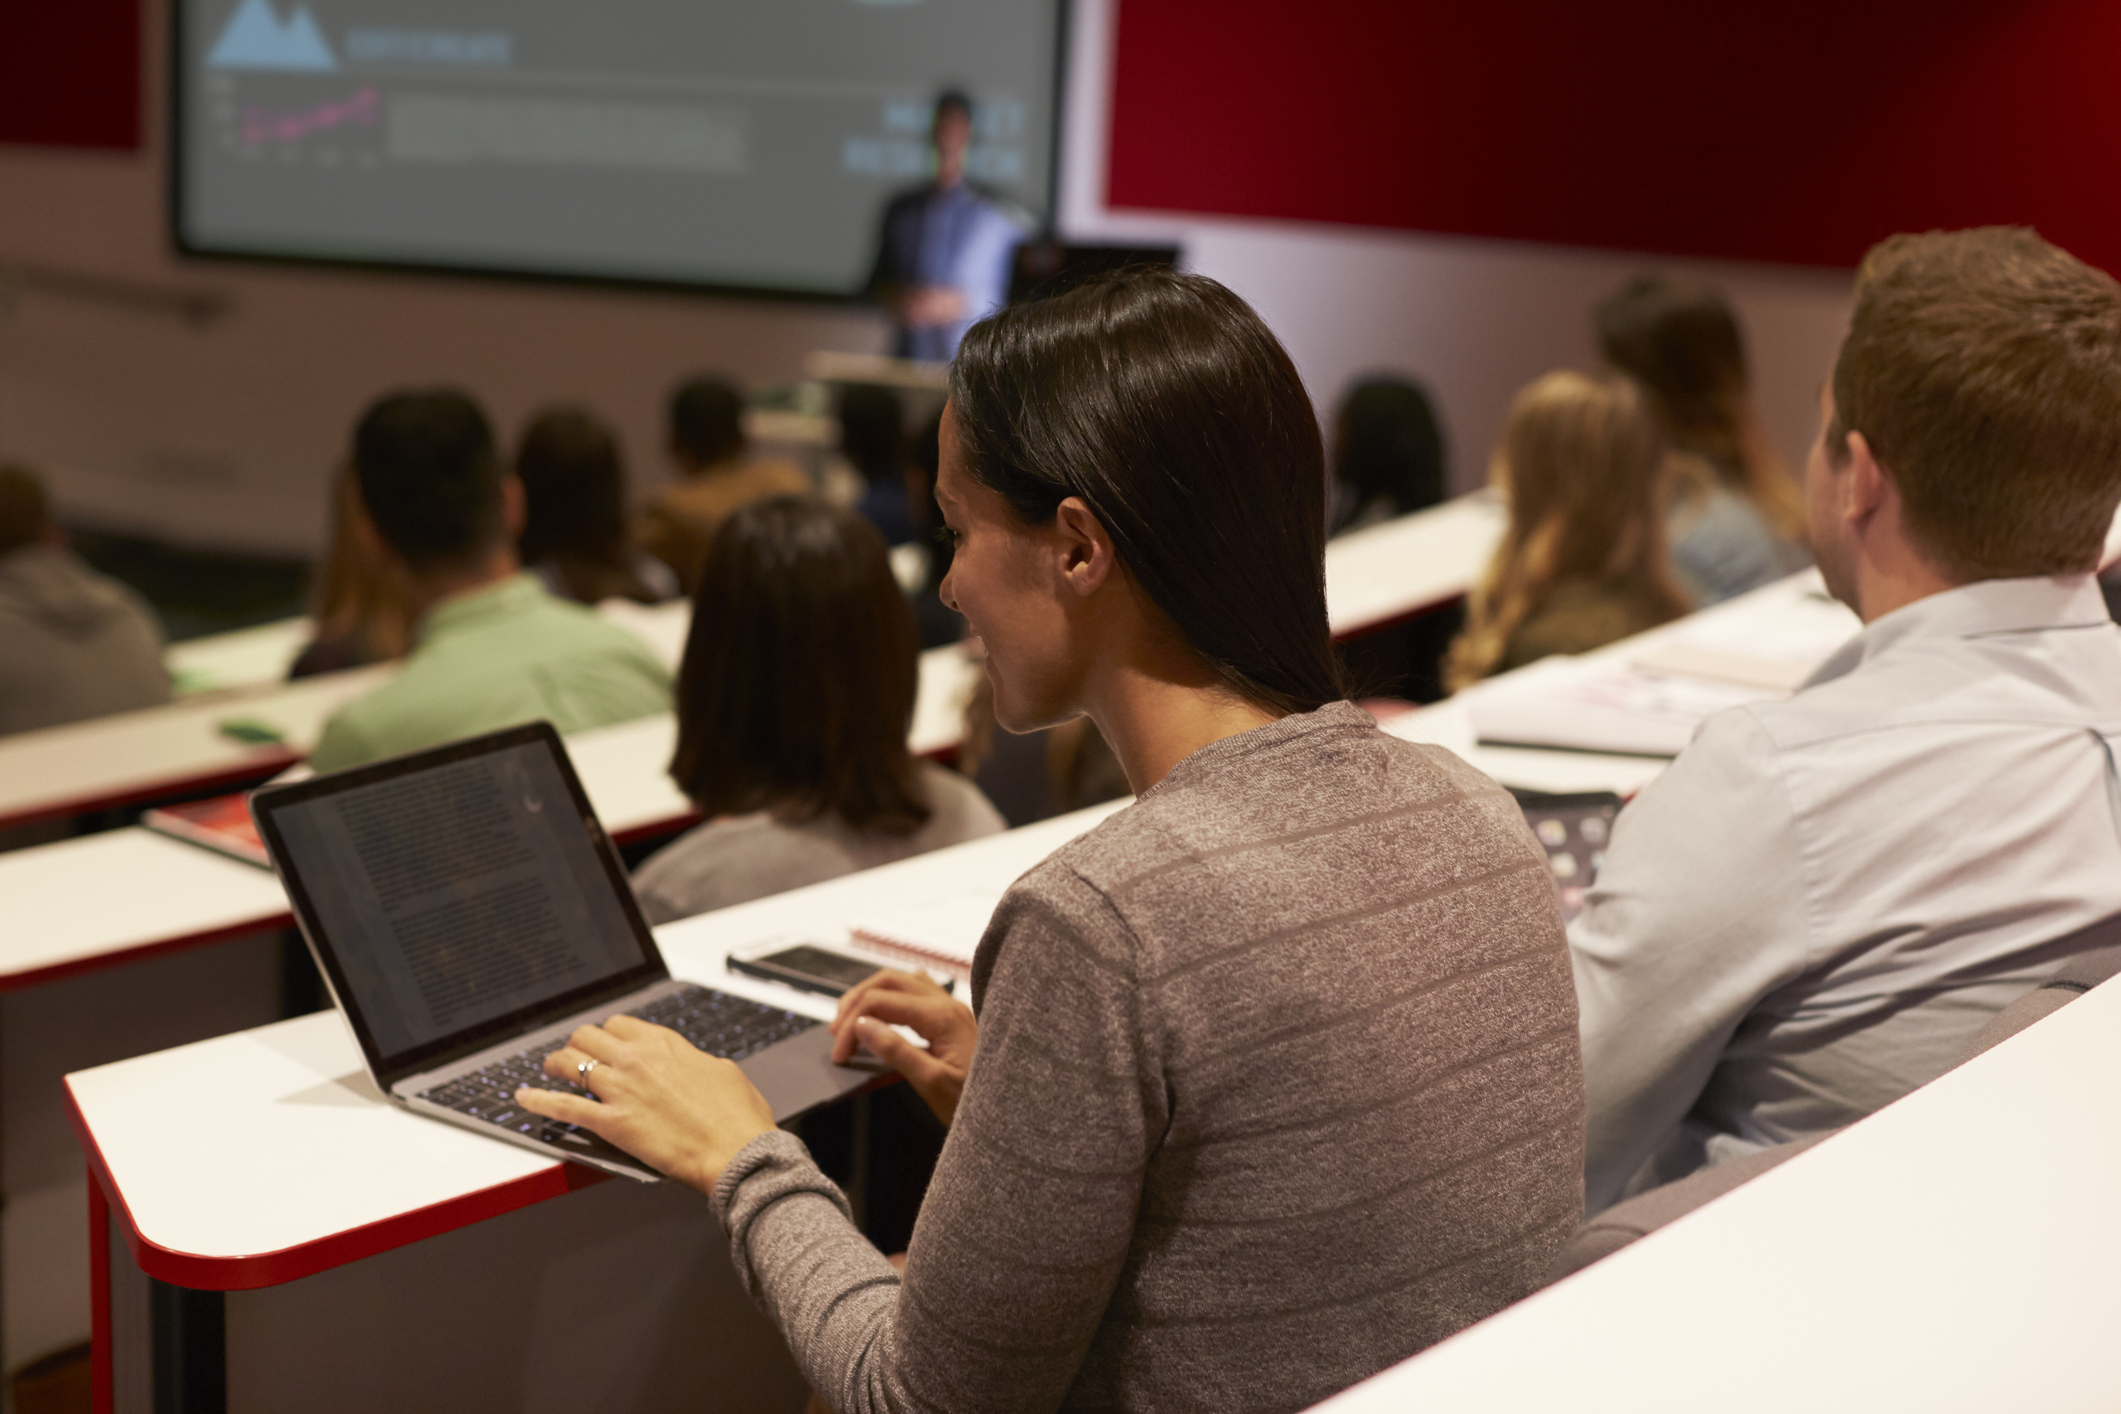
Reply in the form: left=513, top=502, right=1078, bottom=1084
left=868, top=181, right=1025, bottom=361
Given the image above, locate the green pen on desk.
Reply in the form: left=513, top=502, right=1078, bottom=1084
left=218, top=717, right=288, bottom=746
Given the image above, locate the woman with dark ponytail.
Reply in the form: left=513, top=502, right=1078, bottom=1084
left=517, top=272, right=1586, bottom=1413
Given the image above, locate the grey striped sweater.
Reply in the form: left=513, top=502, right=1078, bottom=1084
left=712, top=701, right=1584, bottom=1412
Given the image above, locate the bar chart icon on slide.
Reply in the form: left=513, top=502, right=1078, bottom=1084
left=208, top=0, right=338, bottom=72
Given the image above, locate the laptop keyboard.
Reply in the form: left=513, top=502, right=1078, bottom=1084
left=414, top=984, right=818, bottom=1152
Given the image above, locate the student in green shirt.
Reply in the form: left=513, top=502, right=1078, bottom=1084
left=308, top=390, right=672, bottom=773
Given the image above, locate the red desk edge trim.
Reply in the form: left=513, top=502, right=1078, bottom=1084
left=0, top=912, right=298, bottom=994
left=0, top=584, right=1464, bottom=838
left=0, top=751, right=300, bottom=834
left=1333, top=589, right=1466, bottom=642
left=67, top=1081, right=609, bottom=1293
left=2, top=808, right=705, bottom=996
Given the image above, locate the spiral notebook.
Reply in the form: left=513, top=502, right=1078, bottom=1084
left=850, top=889, right=1004, bottom=979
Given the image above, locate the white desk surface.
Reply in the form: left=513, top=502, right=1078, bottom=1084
left=1, top=596, right=986, bottom=832
left=164, top=618, right=315, bottom=697
left=1377, top=568, right=1857, bottom=799
left=0, top=645, right=985, bottom=991
left=1311, top=968, right=2121, bottom=1413
left=157, top=489, right=1502, bottom=701
left=0, top=524, right=1716, bottom=992
left=66, top=800, right=1125, bottom=1289
left=0, top=663, right=392, bottom=829
left=801, top=350, right=952, bottom=392
left=0, top=829, right=295, bottom=991
left=1381, top=700, right=1668, bottom=799
left=1324, top=492, right=1502, bottom=637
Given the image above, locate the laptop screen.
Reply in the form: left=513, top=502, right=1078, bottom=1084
left=254, top=724, right=664, bottom=1083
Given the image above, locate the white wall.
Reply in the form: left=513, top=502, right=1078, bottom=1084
left=0, top=0, right=1856, bottom=557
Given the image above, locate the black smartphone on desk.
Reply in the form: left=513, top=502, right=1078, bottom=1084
left=728, top=942, right=884, bottom=999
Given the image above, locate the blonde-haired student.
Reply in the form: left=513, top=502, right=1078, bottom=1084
left=1446, top=371, right=1692, bottom=690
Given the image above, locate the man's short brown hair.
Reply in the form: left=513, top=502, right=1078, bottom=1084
left=1831, top=226, right=2121, bottom=581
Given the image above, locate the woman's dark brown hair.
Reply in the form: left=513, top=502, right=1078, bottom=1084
left=668, top=495, right=930, bottom=834
left=949, top=269, right=1342, bottom=716
left=515, top=406, right=664, bottom=605
left=1594, top=274, right=1806, bottom=541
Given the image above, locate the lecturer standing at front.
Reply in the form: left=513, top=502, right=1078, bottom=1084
left=865, top=90, right=1026, bottom=362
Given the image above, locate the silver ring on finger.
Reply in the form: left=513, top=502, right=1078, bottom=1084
left=576, top=1058, right=599, bottom=1086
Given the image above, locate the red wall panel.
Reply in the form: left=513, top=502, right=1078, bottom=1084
left=1110, top=2, right=2121, bottom=273
left=0, top=0, right=141, bottom=151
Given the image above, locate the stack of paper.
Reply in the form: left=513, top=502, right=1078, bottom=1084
left=1464, top=657, right=1774, bottom=758
left=1630, top=582, right=1859, bottom=693
left=1464, top=577, right=1861, bottom=757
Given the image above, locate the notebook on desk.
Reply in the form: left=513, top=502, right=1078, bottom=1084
left=249, top=721, right=872, bottom=1183
left=851, top=889, right=1003, bottom=979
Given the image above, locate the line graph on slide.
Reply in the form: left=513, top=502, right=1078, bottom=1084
left=240, top=87, right=379, bottom=145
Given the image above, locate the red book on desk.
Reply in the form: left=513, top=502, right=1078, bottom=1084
left=142, top=792, right=269, bottom=868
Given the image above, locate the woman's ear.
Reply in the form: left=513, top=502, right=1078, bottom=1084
left=1052, top=495, right=1117, bottom=598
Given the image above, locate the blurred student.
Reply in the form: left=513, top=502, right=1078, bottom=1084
left=1329, top=375, right=1447, bottom=534
left=1575, top=229, right=2121, bottom=1212
left=956, top=665, right=1129, bottom=829
left=1445, top=372, right=1691, bottom=690
left=0, top=464, right=169, bottom=735
left=631, top=496, right=1001, bottom=923
left=1596, top=275, right=1810, bottom=603
left=637, top=376, right=810, bottom=593
left=840, top=383, right=917, bottom=547
left=901, top=409, right=964, bottom=650
left=515, top=406, right=677, bottom=606
left=517, top=271, right=1584, bottom=1413
left=308, top=390, right=670, bottom=772
left=290, top=465, right=414, bottom=679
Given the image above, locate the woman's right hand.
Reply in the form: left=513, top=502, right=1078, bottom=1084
left=831, top=969, right=977, bottom=1125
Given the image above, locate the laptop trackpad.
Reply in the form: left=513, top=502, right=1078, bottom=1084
left=744, top=1025, right=876, bottom=1122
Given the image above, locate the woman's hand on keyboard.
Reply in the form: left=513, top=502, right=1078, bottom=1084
left=515, top=1015, right=777, bottom=1193
left=830, top=969, right=977, bottom=1126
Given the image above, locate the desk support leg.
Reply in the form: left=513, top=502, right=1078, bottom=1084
left=848, top=1089, right=872, bottom=1233
left=89, top=1174, right=110, bottom=1414
left=147, top=1282, right=222, bottom=1414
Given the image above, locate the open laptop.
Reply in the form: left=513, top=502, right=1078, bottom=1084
left=250, top=721, right=874, bottom=1182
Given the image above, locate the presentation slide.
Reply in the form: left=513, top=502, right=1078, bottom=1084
left=174, top=0, right=1060, bottom=296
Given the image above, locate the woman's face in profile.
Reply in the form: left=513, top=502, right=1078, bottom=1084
left=935, top=404, right=1082, bottom=733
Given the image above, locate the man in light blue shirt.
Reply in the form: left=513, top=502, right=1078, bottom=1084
left=1573, top=228, right=2121, bottom=1211
left=865, top=91, right=1027, bottom=362
left=309, top=390, right=670, bottom=773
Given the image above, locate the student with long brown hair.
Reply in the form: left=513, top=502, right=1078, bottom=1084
left=289, top=463, right=414, bottom=679
left=1596, top=274, right=1810, bottom=603
left=517, top=271, right=1585, bottom=1413
left=629, top=495, right=1002, bottom=923
left=1446, top=371, right=1692, bottom=690
left=514, top=406, right=677, bottom=607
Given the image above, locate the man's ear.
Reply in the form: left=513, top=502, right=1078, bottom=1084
left=1051, top=495, right=1118, bottom=599
left=1842, top=430, right=1892, bottom=526
left=500, top=475, right=527, bottom=537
